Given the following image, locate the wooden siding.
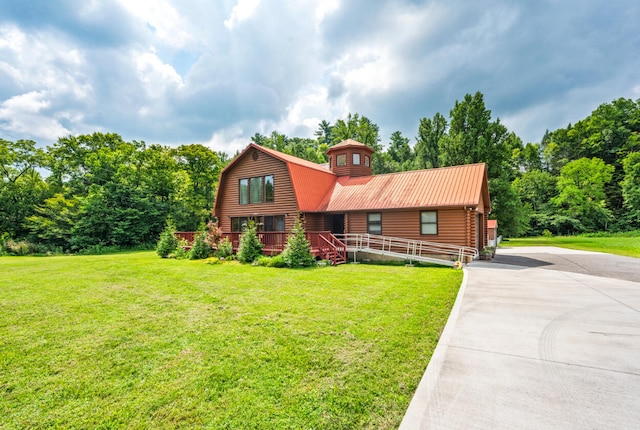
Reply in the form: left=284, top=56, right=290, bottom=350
left=216, top=148, right=299, bottom=231
left=303, top=213, right=324, bottom=231
left=345, top=208, right=481, bottom=249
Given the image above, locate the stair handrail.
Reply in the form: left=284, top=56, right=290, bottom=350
left=319, top=233, right=347, bottom=265
left=339, top=233, right=478, bottom=262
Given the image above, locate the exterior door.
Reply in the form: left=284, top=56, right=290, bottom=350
left=331, top=214, right=345, bottom=235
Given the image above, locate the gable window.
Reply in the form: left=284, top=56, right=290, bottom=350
left=353, top=153, right=361, bottom=165
left=367, top=213, right=382, bottom=235
left=249, top=177, right=262, bottom=203
left=337, top=154, right=347, bottom=166
left=240, top=175, right=274, bottom=205
left=421, top=211, right=438, bottom=235
left=364, top=155, right=370, bottom=167
left=239, top=179, right=249, bottom=204
left=264, top=175, right=274, bottom=203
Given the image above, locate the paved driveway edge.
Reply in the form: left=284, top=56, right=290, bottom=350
left=399, top=267, right=469, bottom=429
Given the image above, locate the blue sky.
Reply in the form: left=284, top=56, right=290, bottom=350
left=1, top=0, right=639, bottom=154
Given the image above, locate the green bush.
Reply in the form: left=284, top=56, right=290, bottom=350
left=268, top=254, right=287, bottom=268
left=237, top=221, right=263, bottom=264
left=189, top=231, right=213, bottom=260
left=253, top=256, right=272, bottom=266
left=203, top=257, right=221, bottom=265
left=282, top=216, right=315, bottom=268
left=170, top=239, right=190, bottom=260
left=216, top=237, right=233, bottom=258
left=542, top=229, right=553, bottom=238
left=156, top=217, right=179, bottom=258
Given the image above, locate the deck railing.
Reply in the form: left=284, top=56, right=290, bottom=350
left=177, top=231, right=345, bottom=262
left=337, top=233, right=478, bottom=264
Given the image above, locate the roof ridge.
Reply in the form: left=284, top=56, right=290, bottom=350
left=252, top=143, right=334, bottom=174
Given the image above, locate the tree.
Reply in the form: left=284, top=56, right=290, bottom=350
left=237, top=220, right=263, bottom=263
left=415, top=112, right=447, bottom=169
left=72, top=182, right=163, bottom=249
left=331, top=113, right=381, bottom=151
left=0, top=139, right=49, bottom=238
left=387, top=131, right=413, bottom=171
left=621, top=152, right=640, bottom=227
left=282, top=216, right=315, bottom=267
left=25, top=194, right=78, bottom=250
left=156, top=217, right=179, bottom=258
left=553, top=158, right=614, bottom=232
left=172, top=144, right=221, bottom=230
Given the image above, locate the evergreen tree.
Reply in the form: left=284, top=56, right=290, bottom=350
left=237, top=220, right=263, bottom=263
left=282, top=216, right=315, bottom=268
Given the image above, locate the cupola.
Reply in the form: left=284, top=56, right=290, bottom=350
left=326, top=139, right=374, bottom=177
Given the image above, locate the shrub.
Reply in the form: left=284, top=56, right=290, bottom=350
left=170, top=239, right=190, bottom=259
left=268, top=254, right=286, bottom=268
left=203, top=257, right=221, bottom=265
left=542, top=229, right=553, bottom=238
left=156, top=217, right=179, bottom=258
left=189, top=231, right=213, bottom=260
left=216, top=237, right=233, bottom=258
left=237, top=221, right=263, bottom=264
left=253, top=256, right=273, bottom=266
left=282, top=216, right=315, bottom=268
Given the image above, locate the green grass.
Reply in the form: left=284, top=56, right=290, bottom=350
left=0, top=252, right=462, bottom=429
left=503, top=231, right=640, bottom=258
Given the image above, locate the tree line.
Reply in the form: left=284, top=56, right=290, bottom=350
left=2, top=92, right=639, bottom=253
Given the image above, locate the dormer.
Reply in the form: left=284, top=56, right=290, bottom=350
left=326, top=139, right=374, bottom=177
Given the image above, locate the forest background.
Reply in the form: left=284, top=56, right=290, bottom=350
left=2, top=92, right=639, bottom=253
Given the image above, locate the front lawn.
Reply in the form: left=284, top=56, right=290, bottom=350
left=0, top=252, right=462, bottom=429
left=503, top=231, right=640, bottom=258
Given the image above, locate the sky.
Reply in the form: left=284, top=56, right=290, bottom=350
left=1, top=0, right=639, bottom=155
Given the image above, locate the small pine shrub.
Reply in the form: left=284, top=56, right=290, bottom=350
left=282, top=216, right=316, bottom=268
left=189, top=231, right=213, bottom=260
left=237, top=221, right=263, bottom=264
left=542, top=229, right=553, bottom=238
left=156, top=217, right=179, bottom=258
left=216, top=237, right=233, bottom=258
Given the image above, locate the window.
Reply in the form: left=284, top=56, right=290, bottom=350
left=337, top=154, right=347, bottom=166
left=240, top=175, right=274, bottom=205
left=367, top=213, right=382, bottom=235
left=250, top=177, right=262, bottom=203
left=353, top=153, right=361, bottom=165
left=232, top=215, right=284, bottom=232
left=264, top=175, right=274, bottom=203
left=232, top=217, right=250, bottom=231
left=421, top=211, right=438, bottom=235
left=263, top=215, right=285, bottom=231
left=364, top=155, right=370, bottom=167
left=239, top=179, right=249, bottom=204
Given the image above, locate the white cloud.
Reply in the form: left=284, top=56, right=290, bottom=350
left=115, top=0, right=194, bottom=48
left=0, top=91, right=71, bottom=139
left=224, top=0, right=261, bottom=30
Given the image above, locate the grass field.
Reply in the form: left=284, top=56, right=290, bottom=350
left=503, top=232, right=640, bottom=258
left=0, top=252, right=462, bottom=429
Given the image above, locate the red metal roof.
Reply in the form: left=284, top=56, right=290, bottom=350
left=487, top=219, right=498, bottom=229
left=317, top=163, right=488, bottom=212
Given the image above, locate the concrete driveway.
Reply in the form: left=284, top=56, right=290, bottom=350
left=400, top=246, right=640, bottom=430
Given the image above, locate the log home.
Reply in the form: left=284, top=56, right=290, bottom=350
left=213, top=139, right=490, bottom=263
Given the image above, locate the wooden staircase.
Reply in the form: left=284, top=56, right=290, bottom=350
left=318, top=233, right=347, bottom=265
